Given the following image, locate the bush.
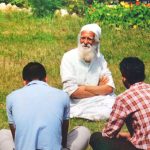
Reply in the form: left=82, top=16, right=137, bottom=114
left=0, top=0, right=27, bottom=7
left=85, top=2, right=150, bottom=28
left=66, top=0, right=88, bottom=16
left=0, top=0, right=66, bottom=16
left=28, top=0, right=66, bottom=17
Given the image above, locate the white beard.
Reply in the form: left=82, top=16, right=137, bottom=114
left=78, top=43, right=98, bottom=62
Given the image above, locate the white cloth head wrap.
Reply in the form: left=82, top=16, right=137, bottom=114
left=80, top=23, right=101, bottom=39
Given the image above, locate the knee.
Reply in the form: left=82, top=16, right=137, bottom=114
left=0, top=129, right=14, bottom=150
left=90, top=132, right=102, bottom=146
left=68, top=126, right=91, bottom=150
left=77, top=126, right=91, bottom=140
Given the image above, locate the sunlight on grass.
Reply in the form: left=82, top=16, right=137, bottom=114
left=0, top=13, right=150, bottom=144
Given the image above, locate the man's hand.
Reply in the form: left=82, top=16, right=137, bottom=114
left=98, top=76, right=109, bottom=86
left=116, top=132, right=131, bottom=140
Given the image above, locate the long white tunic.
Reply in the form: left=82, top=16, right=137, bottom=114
left=60, top=48, right=116, bottom=120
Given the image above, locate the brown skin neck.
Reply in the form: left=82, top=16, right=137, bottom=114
left=23, top=77, right=48, bottom=85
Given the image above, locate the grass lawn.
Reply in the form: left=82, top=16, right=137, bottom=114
left=0, top=12, right=150, bottom=149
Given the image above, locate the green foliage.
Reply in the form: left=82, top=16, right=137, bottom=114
left=0, top=0, right=9, bottom=4
left=66, top=0, right=87, bottom=16
left=0, top=0, right=27, bottom=7
left=10, top=0, right=27, bottom=7
left=85, top=2, right=150, bottom=28
left=28, top=0, right=65, bottom=17
left=11, top=0, right=27, bottom=7
left=0, top=0, right=66, bottom=16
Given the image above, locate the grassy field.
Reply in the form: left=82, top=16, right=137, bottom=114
left=0, top=12, right=150, bottom=149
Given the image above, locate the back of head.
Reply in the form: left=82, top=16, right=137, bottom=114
left=119, top=57, right=145, bottom=85
left=22, top=62, right=46, bottom=82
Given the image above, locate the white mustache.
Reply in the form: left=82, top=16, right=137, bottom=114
left=81, top=43, right=91, bottom=48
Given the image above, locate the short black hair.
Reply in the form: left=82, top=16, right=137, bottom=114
left=119, top=57, right=145, bottom=85
left=22, top=62, right=46, bottom=81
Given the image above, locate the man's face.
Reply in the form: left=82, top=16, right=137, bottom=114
left=80, top=31, right=95, bottom=46
left=78, top=31, right=99, bottom=62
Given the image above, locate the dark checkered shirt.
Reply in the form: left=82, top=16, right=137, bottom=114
left=102, top=82, right=150, bottom=150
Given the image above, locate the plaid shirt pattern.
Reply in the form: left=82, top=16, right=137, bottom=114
left=102, top=82, right=150, bottom=150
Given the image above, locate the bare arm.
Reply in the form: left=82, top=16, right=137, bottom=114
left=85, top=85, right=113, bottom=95
left=71, top=86, right=95, bottom=99
left=62, top=120, right=69, bottom=148
left=9, top=124, right=15, bottom=140
left=71, top=76, right=113, bottom=99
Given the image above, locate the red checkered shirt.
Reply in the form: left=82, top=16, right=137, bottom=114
left=102, top=82, right=150, bottom=150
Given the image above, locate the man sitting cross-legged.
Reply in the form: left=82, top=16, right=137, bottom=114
left=90, top=57, right=150, bottom=150
left=0, top=62, right=90, bottom=150
left=60, top=23, right=116, bottom=121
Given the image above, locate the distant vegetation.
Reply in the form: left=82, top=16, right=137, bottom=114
left=86, top=2, right=150, bottom=29
left=0, top=0, right=149, bottom=28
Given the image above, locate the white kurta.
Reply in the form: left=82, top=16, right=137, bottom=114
left=60, top=48, right=116, bottom=120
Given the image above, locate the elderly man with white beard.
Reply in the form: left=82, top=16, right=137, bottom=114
left=60, top=24, right=116, bottom=121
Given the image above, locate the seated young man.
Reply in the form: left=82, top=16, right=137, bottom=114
left=90, top=57, right=150, bottom=150
left=0, top=62, right=90, bottom=150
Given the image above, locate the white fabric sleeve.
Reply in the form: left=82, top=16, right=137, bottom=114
left=100, top=55, right=115, bottom=89
left=6, top=95, right=14, bottom=124
left=60, top=53, right=78, bottom=96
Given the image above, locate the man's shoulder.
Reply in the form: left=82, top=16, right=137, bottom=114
left=116, top=88, right=134, bottom=103
left=61, top=48, right=79, bottom=65
left=133, top=82, right=150, bottom=89
left=63, top=48, right=78, bottom=57
left=49, top=86, right=68, bottom=95
left=7, top=85, right=69, bottom=103
left=116, top=89, right=130, bottom=101
left=47, top=86, right=70, bottom=100
left=6, top=87, right=24, bottom=100
left=97, top=53, right=105, bottom=61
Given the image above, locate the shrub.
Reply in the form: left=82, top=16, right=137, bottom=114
left=0, top=0, right=27, bottom=7
left=66, top=0, right=88, bottom=16
left=0, top=0, right=66, bottom=16
left=85, top=2, right=150, bottom=28
left=28, top=0, right=66, bottom=17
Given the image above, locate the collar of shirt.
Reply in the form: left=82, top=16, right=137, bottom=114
left=26, top=80, right=48, bottom=87
left=130, top=82, right=144, bottom=88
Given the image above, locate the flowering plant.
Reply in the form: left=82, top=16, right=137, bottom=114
left=86, top=1, right=150, bottom=28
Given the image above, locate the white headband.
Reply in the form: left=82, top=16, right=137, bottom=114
left=80, top=23, right=101, bottom=39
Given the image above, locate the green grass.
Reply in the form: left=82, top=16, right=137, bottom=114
left=0, top=12, right=150, bottom=149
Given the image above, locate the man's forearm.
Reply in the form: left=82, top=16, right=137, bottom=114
left=71, top=86, right=95, bottom=99
left=85, top=85, right=113, bottom=95
left=71, top=85, right=113, bottom=99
